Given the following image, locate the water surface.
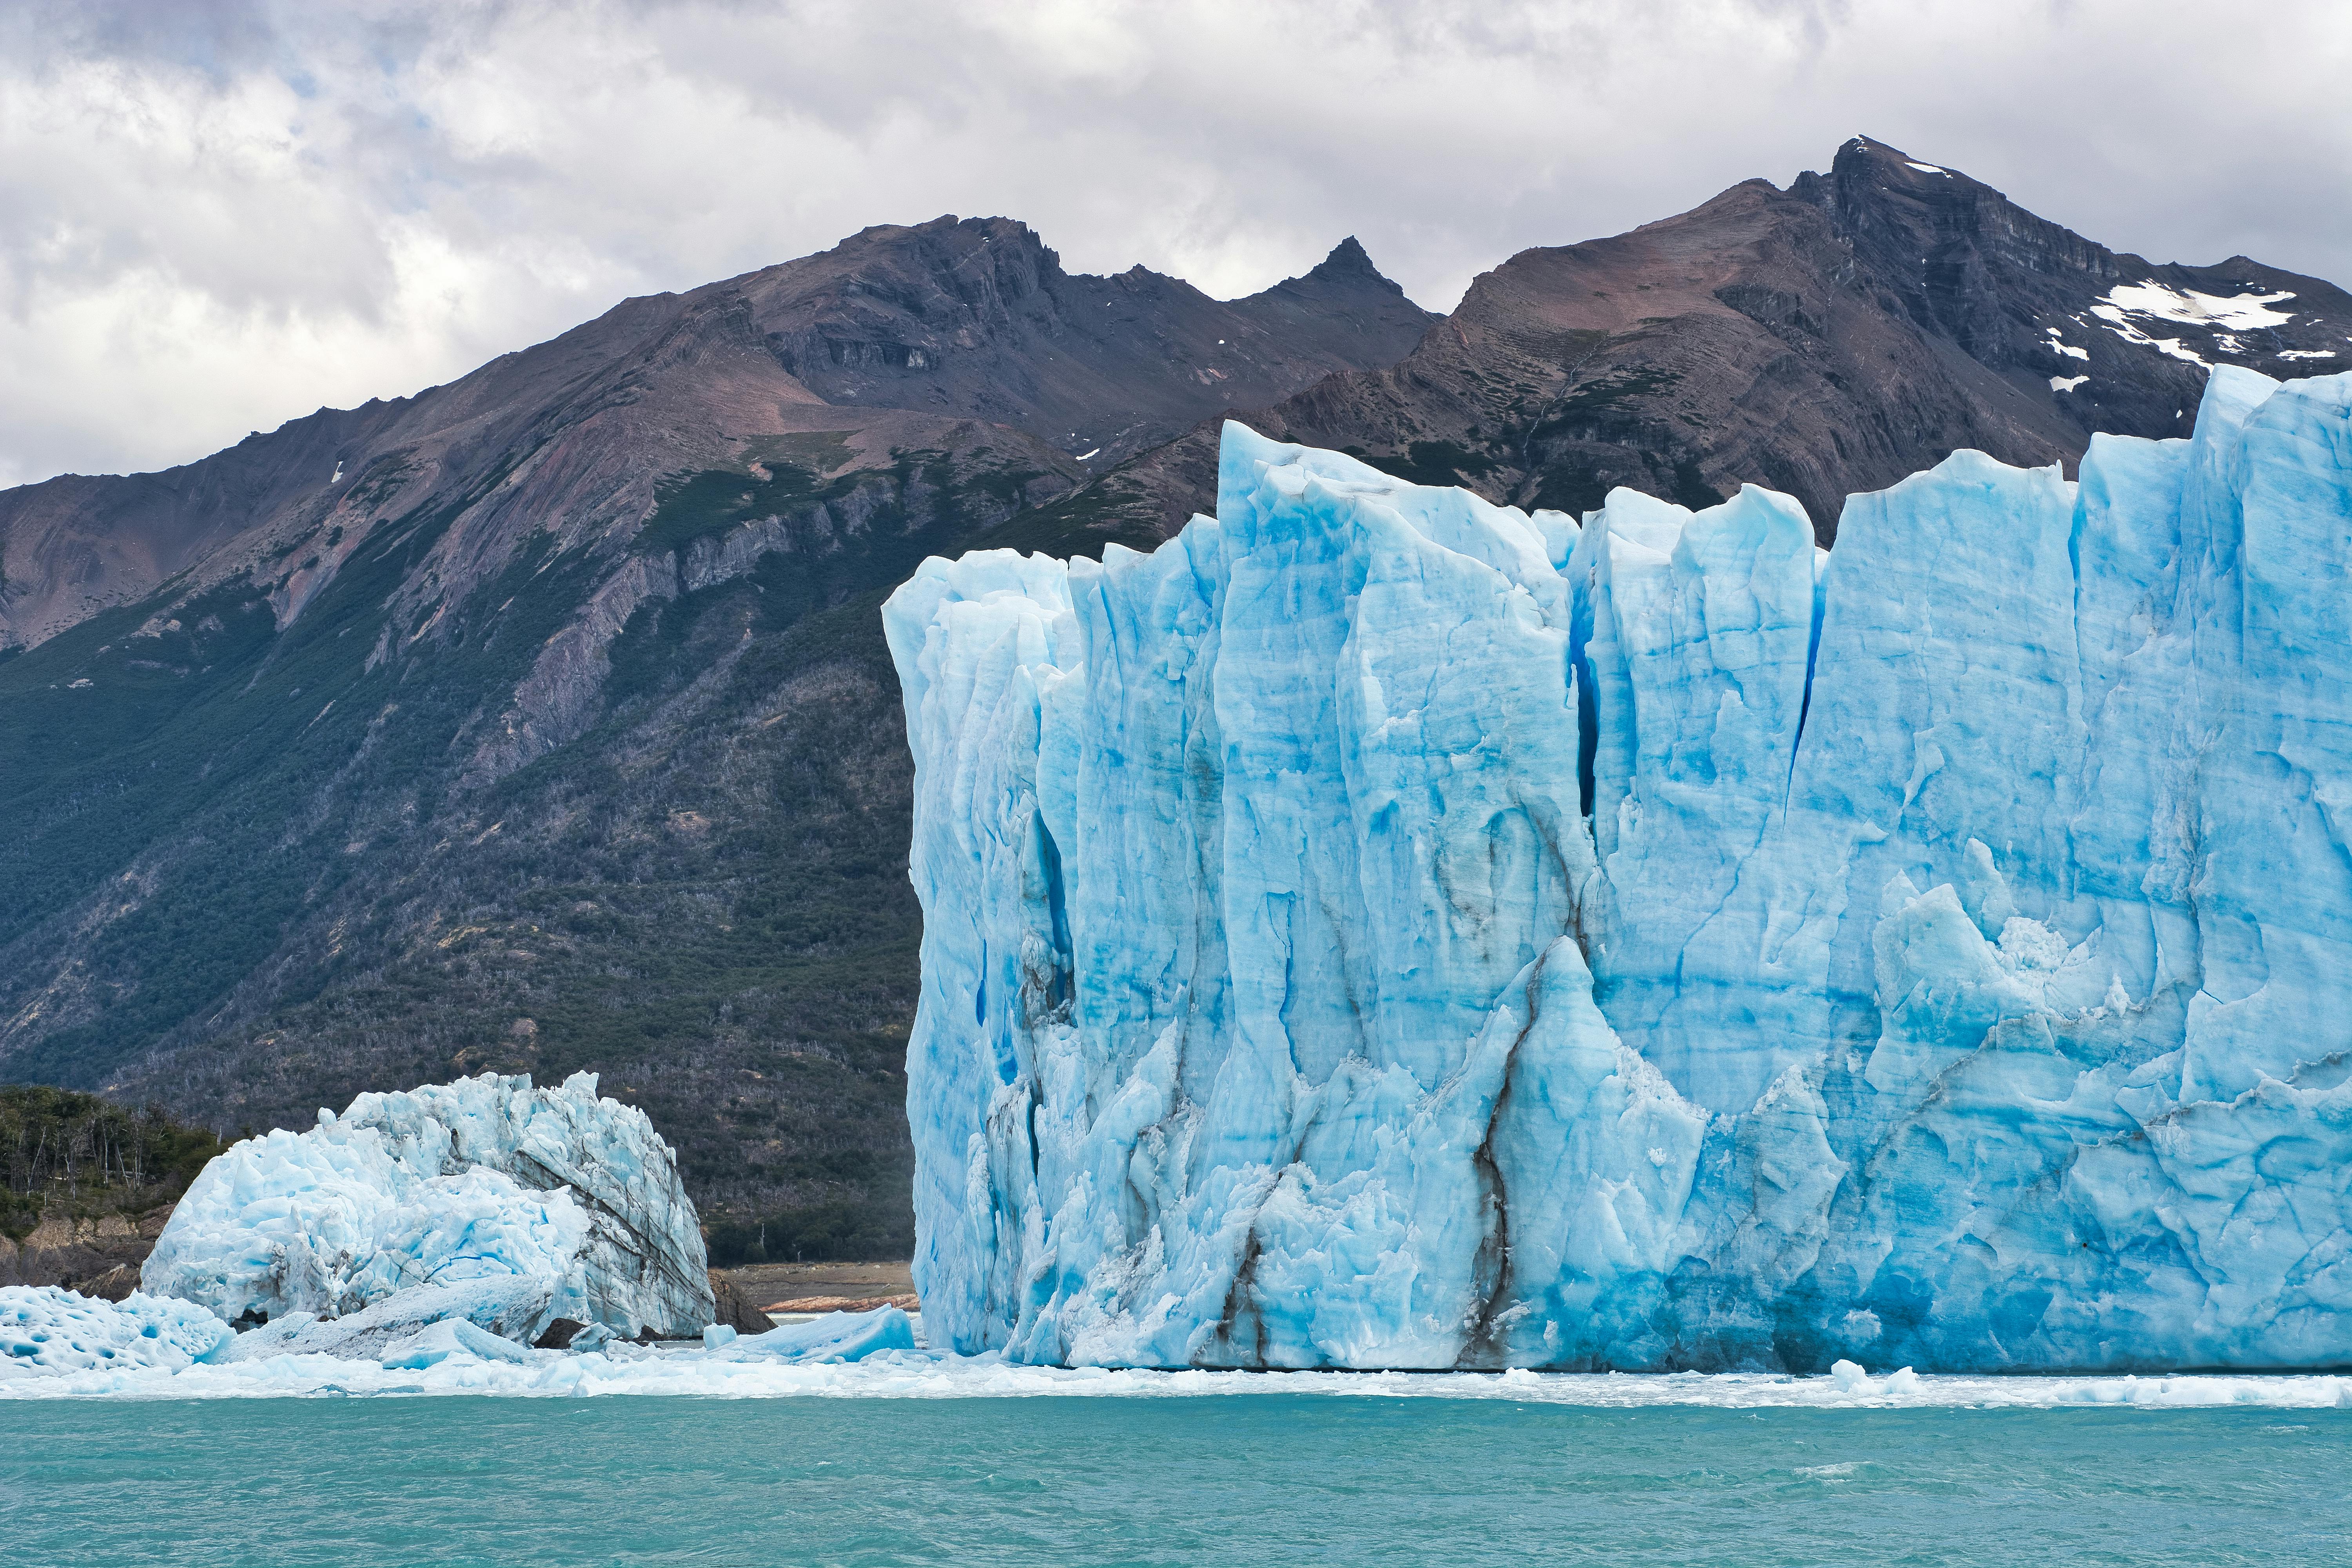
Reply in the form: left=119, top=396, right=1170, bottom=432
left=7, top=1395, right=2345, bottom=1566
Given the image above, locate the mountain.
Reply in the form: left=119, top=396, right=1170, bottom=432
left=750, top=223, right=1434, bottom=470
left=4, top=138, right=2346, bottom=1263
left=0, top=218, right=1432, bottom=652
left=0, top=219, right=1436, bottom=1259
left=1052, top=136, right=2352, bottom=547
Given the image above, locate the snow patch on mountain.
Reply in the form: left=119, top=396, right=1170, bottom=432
left=2097, top=281, right=2295, bottom=330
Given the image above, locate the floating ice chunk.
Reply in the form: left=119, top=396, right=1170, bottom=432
left=144, top=1072, right=714, bottom=1338
left=212, top=1276, right=559, bottom=1363
left=378, top=1316, right=542, bottom=1370
left=716, top=1307, right=918, bottom=1364
left=0, top=1288, right=232, bottom=1379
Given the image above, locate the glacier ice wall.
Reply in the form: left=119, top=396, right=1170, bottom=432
left=143, top=1072, right=715, bottom=1338
left=884, top=367, right=2352, bottom=1374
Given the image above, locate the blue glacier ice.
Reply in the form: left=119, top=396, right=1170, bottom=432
left=709, top=1305, right=921, bottom=1365
left=882, top=367, right=2352, bottom=1373
left=143, top=1072, right=716, bottom=1341
left=0, top=1287, right=234, bottom=1379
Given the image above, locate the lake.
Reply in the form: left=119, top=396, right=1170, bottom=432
left=6, top=1384, right=2348, bottom=1566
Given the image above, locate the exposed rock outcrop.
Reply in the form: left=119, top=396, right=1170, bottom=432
left=0, top=1205, right=174, bottom=1293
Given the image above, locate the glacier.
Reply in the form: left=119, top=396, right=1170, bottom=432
left=882, top=365, right=2352, bottom=1373
left=143, top=1072, right=715, bottom=1340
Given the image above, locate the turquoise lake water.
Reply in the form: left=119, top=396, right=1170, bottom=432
left=5, top=1396, right=2347, bottom=1566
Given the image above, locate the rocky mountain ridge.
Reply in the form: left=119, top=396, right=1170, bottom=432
left=0, top=218, right=1432, bottom=654
left=1053, top=136, right=2352, bottom=547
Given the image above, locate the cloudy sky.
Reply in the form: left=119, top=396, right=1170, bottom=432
left=4, top=0, right=2348, bottom=488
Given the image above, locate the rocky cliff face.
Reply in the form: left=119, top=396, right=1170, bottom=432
left=0, top=1207, right=172, bottom=1294
left=0, top=219, right=1434, bottom=1255
left=1062, top=137, right=2352, bottom=545
left=746, top=220, right=1433, bottom=469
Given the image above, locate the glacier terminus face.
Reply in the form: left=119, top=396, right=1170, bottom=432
left=883, top=367, right=2352, bottom=1373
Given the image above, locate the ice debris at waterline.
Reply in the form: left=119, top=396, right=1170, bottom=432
left=704, top=1306, right=920, bottom=1365
left=7, top=1323, right=2352, bottom=1409
left=210, top=1276, right=571, bottom=1365
left=143, top=1072, right=714, bottom=1339
left=0, top=1288, right=914, bottom=1387
left=884, top=368, right=2352, bottom=1374
left=0, top=1286, right=234, bottom=1376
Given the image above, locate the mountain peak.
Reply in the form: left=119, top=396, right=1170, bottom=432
left=1310, top=236, right=1378, bottom=279
left=1828, top=135, right=2007, bottom=205
left=1275, top=234, right=1416, bottom=308
left=1116, top=133, right=2352, bottom=548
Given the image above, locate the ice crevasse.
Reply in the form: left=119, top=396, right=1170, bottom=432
left=883, top=366, right=2352, bottom=1373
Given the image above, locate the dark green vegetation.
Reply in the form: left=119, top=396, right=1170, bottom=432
left=953, top=479, right=1169, bottom=561
left=0, top=439, right=1122, bottom=1260
left=2, top=1085, right=226, bottom=1241
left=1349, top=440, right=1501, bottom=490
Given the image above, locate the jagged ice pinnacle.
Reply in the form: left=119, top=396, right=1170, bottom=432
left=884, top=366, right=2352, bottom=1373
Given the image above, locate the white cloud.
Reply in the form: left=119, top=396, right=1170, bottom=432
left=2, top=0, right=2347, bottom=486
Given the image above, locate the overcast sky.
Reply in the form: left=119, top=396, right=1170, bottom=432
left=4, top=0, right=2348, bottom=488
